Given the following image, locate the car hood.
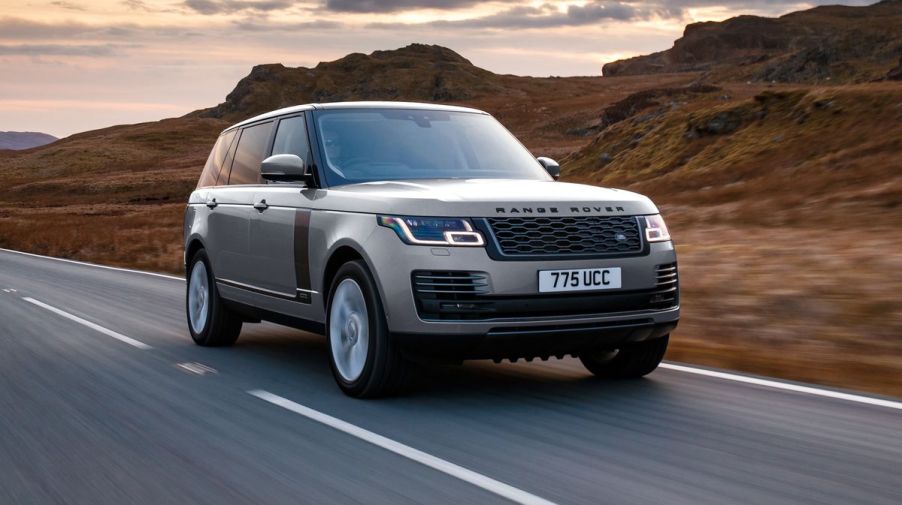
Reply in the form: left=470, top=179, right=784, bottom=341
left=322, top=179, right=659, bottom=217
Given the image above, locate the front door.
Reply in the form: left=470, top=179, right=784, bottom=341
left=246, top=113, right=315, bottom=302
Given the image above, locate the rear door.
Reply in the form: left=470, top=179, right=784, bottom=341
left=207, top=121, right=272, bottom=288
left=248, top=113, right=314, bottom=301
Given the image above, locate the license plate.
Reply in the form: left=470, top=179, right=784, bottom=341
left=538, top=268, right=622, bottom=293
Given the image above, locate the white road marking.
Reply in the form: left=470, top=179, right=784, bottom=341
left=0, top=248, right=183, bottom=281
left=2, top=289, right=9, bottom=293
left=9, top=289, right=16, bottom=292
left=248, top=390, right=559, bottom=505
left=23, top=297, right=152, bottom=350
left=176, top=362, right=217, bottom=375
left=660, top=363, right=902, bottom=411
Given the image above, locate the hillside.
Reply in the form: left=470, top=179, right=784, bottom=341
left=1, top=15, right=902, bottom=394
left=0, top=131, right=57, bottom=150
left=0, top=44, right=694, bottom=271
left=602, top=0, right=902, bottom=83
left=559, top=79, right=902, bottom=395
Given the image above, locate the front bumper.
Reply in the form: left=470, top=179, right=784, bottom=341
left=364, top=226, right=680, bottom=350
left=394, top=319, right=676, bottom=361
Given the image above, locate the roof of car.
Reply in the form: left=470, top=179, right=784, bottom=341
left=225, top=101, right=488, bottom=132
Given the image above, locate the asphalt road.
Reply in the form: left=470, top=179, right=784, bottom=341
left=0, top=249, right=900, bottom=505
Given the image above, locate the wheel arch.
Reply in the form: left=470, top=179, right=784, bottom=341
left=321, top=243, right=387, bottom=316
left=184, top=236, right=206, bottom=273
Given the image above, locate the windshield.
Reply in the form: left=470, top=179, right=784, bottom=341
left=314, top=108, right=550, bottom=186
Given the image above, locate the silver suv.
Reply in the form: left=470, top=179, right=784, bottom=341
left=184, top=102, right=679, bottom=397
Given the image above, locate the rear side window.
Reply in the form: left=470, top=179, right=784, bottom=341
left=228, top=122, right=272, bottom=185
left=271, top=115, right=311, bottom=166
left=196, top=129, right=237, bottom=188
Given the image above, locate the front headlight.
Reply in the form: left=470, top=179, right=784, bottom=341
left=377, top=216, right=485, bottom=247
left=644, top=214, right=671, bottom=242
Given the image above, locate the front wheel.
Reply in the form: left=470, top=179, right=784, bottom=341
left=186, top=249, right=242, bottom=347
left=579, top=335, right=669, bottom=378
left=327, top=260, right=411, bottom=398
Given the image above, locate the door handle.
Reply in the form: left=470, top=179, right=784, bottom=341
left=205, top=198, right=217, bottom=209
left=253, top=199, right=269, bottom=211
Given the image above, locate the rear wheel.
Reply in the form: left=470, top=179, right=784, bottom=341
left=186, top=249, right=242, bottom=346
left=327, top=260, right=411, bottom=398
left=579, top=335, right=669, bottom=378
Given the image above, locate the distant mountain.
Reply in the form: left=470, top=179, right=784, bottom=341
left=0, top=131, right=57, bottom=150
left=602, top=0, right=902, bottom=83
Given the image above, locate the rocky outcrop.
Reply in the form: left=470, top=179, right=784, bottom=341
left=198, top=44, right=507, bottom=121
left=602, top=0, right=902, bottom=83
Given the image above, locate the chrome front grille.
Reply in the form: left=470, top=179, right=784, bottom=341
left=485, top=216, right=643, bottom=257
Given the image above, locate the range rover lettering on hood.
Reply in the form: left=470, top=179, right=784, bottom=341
left=495, top=205, right=626, bottom=214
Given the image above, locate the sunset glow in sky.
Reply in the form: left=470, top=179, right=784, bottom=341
left=0, top=0, right=872, bottom=137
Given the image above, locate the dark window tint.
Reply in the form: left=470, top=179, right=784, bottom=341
left=271, top=115, right=311, bottom=166
left=196, top=129, right=237, bottom=188
left=228, top=122, right=272, bottom=185
left=219, top=130, right=240, bottom=184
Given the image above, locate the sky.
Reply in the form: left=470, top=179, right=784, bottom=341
left=0, top=0, right=874, bottom=138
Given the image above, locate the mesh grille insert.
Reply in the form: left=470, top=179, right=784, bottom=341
left=486, top=216, right=642, bottom=256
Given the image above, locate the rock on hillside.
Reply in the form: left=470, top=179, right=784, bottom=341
left=199, top=44, right=509, bottom=121
left=0, top=131, right=57, bottom=150
left=602, top=0, right=902, bottom=83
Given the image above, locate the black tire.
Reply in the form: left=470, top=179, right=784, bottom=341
left=186, top=249, right=242, bottom=347
left=579, top=334, right=669, bottom=378
left=326, top=260, right=412, bottom=398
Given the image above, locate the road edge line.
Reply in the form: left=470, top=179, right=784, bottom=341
left=23, top=297, right=152, bottom=350
left=660, top=363, right=902, bottom=411
left=0, top=248, right=183, bottom=282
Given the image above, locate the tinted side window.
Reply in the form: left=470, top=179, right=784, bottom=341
left=217, top=130, right=240, bottom=185
left=228, top=122, right=272, bottom=185
left=196, top=130, right=236, bottom=188
left=271, top=115, right=311, bottom=166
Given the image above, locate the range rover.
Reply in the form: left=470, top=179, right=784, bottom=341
left=184, top=102, right=679, bottom=397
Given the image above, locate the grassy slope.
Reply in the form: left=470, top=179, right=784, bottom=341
left=0, top=117, right=229, bottom=271
left=564, top=82, right=902, bottom=395
left=0, top=57, right=693, bottom=271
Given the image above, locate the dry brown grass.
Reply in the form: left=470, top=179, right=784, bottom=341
left=668, top=223, right=902, bottom=396
left=0, top=204, right=185, bottom=273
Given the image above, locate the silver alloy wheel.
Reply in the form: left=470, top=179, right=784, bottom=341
left=188, top=261, right=210, bottom=334
left=329, top=278, right=370, bottom=382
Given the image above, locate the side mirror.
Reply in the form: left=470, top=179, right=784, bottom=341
left=537, top=157, right=560, bottom=180
left=261, top=154, right=313, bottom=185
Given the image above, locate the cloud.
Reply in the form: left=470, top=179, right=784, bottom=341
left=0, top=17, right=208, bottom=40
left=325, top=0, right=509, bottom=12
left=183, top=0, right=295, bottom=14
left=0, top=44, right=127, bottom=57
left=0, top=17, right=95, bottom=39
left=50, top=1, right=87, bottom=11
left=365, top=0, right=878, bottom=30
left=231, top=18, right=342, bottom=30
left=368, top=2, right=646, bottom=30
